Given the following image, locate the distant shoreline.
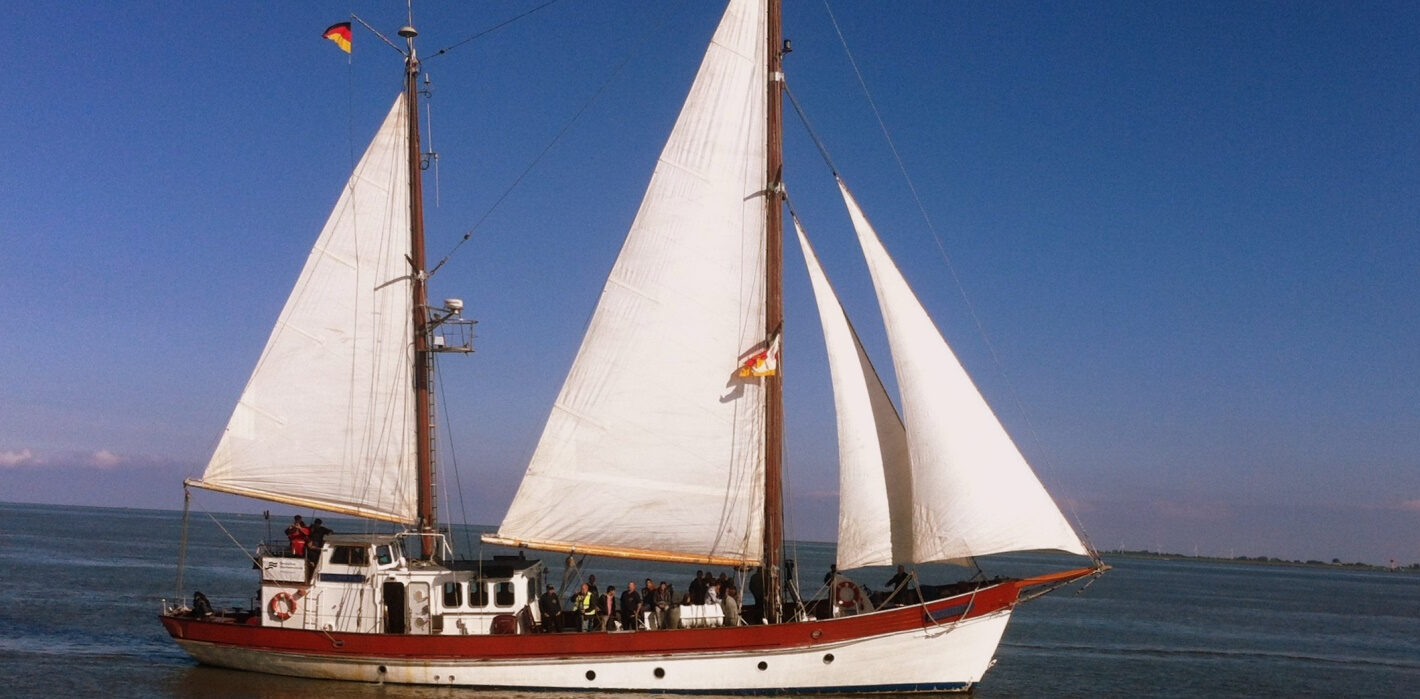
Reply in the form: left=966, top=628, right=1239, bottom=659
left=1104, top=549, right=1420, bottom=574
left=3, top=500, right=1413, bottom=571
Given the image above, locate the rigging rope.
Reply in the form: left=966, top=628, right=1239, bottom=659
left=428, top=9, right=667, bottom=278
left=784, top=84, right=838, bottom=176
left=426, top=0, right=563, bottom=61
left=435, top=354, right=475, bottom=559
left=821, top=0, right=1098, bottom=553
left=193, top=502, right=260, bottom=566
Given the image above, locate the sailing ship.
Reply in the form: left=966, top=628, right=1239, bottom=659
left=160, top=0, right=1105, bottom=692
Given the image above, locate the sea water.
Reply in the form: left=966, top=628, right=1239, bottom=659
left=1, top=501, right=1416, bottom=697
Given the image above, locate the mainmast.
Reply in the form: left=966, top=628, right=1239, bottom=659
left=400, top=23, right=437, bottom=560
left=761, top=0, right=786, bottom=624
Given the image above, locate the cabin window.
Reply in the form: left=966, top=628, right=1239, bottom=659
left=329, top=546, right=368, bottom=566
left=443, top=581, right=463, bottom=608
left=469, top=582, right=489, bottom=607
left=494, top=582, right=515, bottom=608
left=375, top=545, right=394, bottom=567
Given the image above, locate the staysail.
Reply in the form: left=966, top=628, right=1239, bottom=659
left=793, top=221, right=914, bottom=570
left=487, top=0, right=770, bottom=565
left=189, top=95, right=418, bottom=524
left=837, top=178, right=1089, bottom=560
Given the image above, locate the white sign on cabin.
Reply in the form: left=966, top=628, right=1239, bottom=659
left=261, top=557, right=307, bottom=584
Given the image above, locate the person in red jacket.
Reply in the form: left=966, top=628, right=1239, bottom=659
left=284, top=515, right=310, bottom=556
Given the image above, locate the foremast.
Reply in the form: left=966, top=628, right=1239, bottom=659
left=761, top=0, right=786, bottom=624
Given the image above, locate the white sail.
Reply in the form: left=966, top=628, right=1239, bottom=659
left=191, top=95, right=417, bottom=524
left=490, top=0, right=769, bottom=565
left=837, top=179, right=1089, bottom=560
left=793, top=221, right=914, bottom=570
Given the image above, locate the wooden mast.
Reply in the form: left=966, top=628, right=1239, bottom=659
left=762, top=0, right=786, bottom=624
left=400, top=24, right=436, bottom=560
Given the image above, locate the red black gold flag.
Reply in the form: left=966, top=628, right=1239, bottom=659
left=323, top=22, right=352, bottom=53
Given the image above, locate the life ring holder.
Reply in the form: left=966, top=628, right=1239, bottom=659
left=269, top=591, right=301, bottom=620
left=834, top=580, right=862, bottom=609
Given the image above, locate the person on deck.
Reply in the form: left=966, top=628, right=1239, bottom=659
left=573, top=583, right=596, bottom=632
left=748, top=568, right=765, bottom=607
left=885, top=565, right=913, bottom=595
left=824, top=563, right=839, bottom=585
left=641, top=578, right=659, bottom=629
left=305, top=518, right=333, bottom=562
left=599, top=586, right=617, bottom=631
left=722, top=585, right=742, bottom=627
left=689, top=571, right=707, bottom=605
left=539, top=585, right=562, bottom=632
left=284, top=515, right=309, bottom=556
left=657, top=581, right=673, bottom=630
left=620, top=581, right=642, bottom=631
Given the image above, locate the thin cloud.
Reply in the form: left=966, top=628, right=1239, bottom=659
left=0, top=448, right=141, bottom=470
left=0, top=448, right=36, bottom=468
left=1399, top=499, right=1420, bottom=512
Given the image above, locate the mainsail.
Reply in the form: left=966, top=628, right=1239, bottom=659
left=489, top=0, right=770, bottom=565
left=190, top=95, right=418, bottom=524
left=837, top=179, right=1089, bottom=560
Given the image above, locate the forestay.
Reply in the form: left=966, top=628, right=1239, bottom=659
left=838, top=179, right=1089, bottom=560
left=490, top=0, right=770, bottom=565
left=190, top=95, right=418, bottom=524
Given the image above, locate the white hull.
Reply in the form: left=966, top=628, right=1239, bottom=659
left=175, top=609, right=1011, bottom=693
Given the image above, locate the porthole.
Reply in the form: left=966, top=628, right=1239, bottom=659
left=586, top=670, right=597, bottom=681
left=377, top=665, right=387, bottom=674
left=823, top=653, right=835, bottom=664
left=654, top=667, right=665, bottom=679
left=757, top=661, right=768, bottom=671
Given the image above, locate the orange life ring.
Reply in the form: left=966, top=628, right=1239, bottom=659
left=834, top=579, right=862, bottom=608
left=269, top=592, right=298, bottom=620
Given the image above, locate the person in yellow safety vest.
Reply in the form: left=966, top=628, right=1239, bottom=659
left=572, top=583, right=596, bottom=632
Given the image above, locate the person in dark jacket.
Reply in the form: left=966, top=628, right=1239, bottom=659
left=538, top=585, right=562, bottom=632
left=885, top=565, right=913, bottom=594
left=305, top=518, right=334, bottom=563
left=689, top=570, right=707, bottom=605
left=641, top=578, right=659, bottom=629
left=620, top=581, right=642, bottom=631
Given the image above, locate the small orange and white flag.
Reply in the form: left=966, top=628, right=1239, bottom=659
left=323, top=22, right=353, bottom=53
left=739, top=333, right=781, bottom=378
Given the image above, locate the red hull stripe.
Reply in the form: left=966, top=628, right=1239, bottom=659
left=162, top=568, right=1096, bottom=661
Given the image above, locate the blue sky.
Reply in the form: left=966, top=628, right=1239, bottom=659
left=1, top=1, right=1416, bottom=565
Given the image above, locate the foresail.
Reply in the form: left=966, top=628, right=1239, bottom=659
left=192, top=95, right=417, bottom=525
left=837, top=179, right=1089, bottom=560
left=794, top=222, right=914, bottom=570
left=491, top=0, right=769, bottom=564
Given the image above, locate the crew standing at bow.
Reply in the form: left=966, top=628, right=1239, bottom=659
left=284, top=515, right=309, bottom=556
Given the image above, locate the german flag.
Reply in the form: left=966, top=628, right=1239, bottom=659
left=323, top=22, right=352, bottom=53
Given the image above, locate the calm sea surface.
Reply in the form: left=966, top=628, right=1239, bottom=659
left=1, top=501, right=1416, bottom=697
